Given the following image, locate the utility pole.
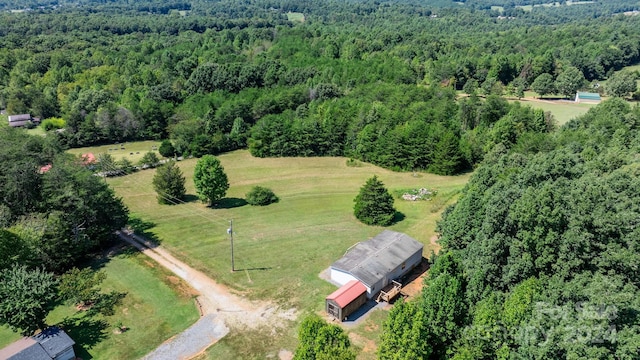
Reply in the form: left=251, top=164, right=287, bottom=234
left=228, top=219, right=235, bottom=272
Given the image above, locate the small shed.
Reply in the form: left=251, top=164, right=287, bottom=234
left=7, top=114, right=33, bottom=128
left=330, top=230, right=423, bottom=298
left=0, top=327, right=75, bottom=360
left=326, top=280, right=367, bottom=321
left=575, top=92, right=601, bottom=104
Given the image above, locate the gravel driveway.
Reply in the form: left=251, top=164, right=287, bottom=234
left=117, top=230, right=297, bottom=359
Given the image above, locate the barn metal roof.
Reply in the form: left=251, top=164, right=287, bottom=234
left=331, top=230, right=423, bottom=288
left=326, top=280, right=367, bottom=308
left=576, top=92, right=601, bottom=100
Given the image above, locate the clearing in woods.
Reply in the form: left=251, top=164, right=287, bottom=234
left=286, top=12, right=305, bottom=22
left=107, top=149, right=470, bottom=357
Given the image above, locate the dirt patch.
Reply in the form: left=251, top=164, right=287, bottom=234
left=166, top=275, right=200, bottom=298
left=400, top=258, right=430, bottom=298
left=278, top=349, right=293, bottom=360
left=349, top=333, right=377, bottom=355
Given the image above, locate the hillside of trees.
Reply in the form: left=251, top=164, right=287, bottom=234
left=380, top=98, right=640, bottom=359
left=1, top=0, right=639, bottom=174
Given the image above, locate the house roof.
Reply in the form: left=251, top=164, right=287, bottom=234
left=0, top=327, right=75, bottom=360
left=326, top=280, right=367, bottom=308
left=0, top=338, right=48, bottom=360
left=81, top=153, right=96, bottom=165
left=8, top=120, right=31, bottom=127
left=8, top=114, right=31, bottom=122
left=34, top=327, right=75, bottom=358
left=576, top=92, right=601, bottom=100
left=331, top=230, right=423, bottom=288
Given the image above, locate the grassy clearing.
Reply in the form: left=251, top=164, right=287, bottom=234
left=67, top=140, right=162, bottom=164
left=513, top=98, right=596, bottom=126
left=106, top=149, right=470, bottom=357
left=349, top=308, right=389, bottom=359
left=286, top=11, right=305, bottom=22
left=0, top=250, right=198, bottom=358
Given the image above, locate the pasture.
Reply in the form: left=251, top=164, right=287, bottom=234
left=107, top=149, right=470, bottom=357
left=67, top=140, right=162, bottom=164
left=514, top=98, right=596, bottom=126
left=286, top=11, right=305, bottom=22
left=0, top=250, right=198, bottom=358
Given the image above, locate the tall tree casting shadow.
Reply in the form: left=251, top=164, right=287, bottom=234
left=60, top=316, right=110, bottom=360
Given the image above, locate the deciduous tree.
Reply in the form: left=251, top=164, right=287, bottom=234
left=193, top=155, right=229, bottom=206
left=0, top=265, right=58, bottom=335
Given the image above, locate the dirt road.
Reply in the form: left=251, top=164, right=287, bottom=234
left=117, top=230, right=296, bottom=359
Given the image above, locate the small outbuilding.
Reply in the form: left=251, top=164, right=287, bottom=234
left=575, top=92, right=601, bottom=104
left=7, top=114, right=40, bottom=128
left=0, top=327, right=76, bottom=360
left=326, top=280, right=367, bottom=321
left=330, top=230, right=423, bottom=298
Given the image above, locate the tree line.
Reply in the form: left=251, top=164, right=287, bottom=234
left=1, top=0, right=639, bottom=175
left=379, top=98, right=640, bottom=359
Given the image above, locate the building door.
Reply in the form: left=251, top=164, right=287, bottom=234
left=328, top=303, right=340, bottom=318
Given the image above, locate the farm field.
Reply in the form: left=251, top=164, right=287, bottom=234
left=514, top=97, right=596, bottom=126
left=107, top=149, right=471, bottom=357
left=0, top=249, right=198, bottom=359
left=286, top=11, right=305, bottom=22
left=67, top=140, right=162, bottom=164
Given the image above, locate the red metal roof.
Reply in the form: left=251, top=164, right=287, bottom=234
left=326, top=280, right=366, bottom=308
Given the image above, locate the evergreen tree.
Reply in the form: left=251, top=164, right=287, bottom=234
left=158, top=139, right=176, bottom=158
left=353, top=176, right=396, bottom=226
left=152, top=160, right=186, bottom=205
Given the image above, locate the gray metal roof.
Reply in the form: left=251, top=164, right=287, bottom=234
left=331, top=230, right=423, bottom=288
left=33, top=327, right=75, bottom=358
left=8, top=114, right=31, bottom=122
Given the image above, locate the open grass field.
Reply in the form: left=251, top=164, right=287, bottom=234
left=286, top=11, right=305, bottom=22
left=67, top=140, right=162, bottom=164
left=107, top=149, right=470, bottom=357
left=514, top=97, right=596, bottom=126
left=0, top=250, right=198, bottom=359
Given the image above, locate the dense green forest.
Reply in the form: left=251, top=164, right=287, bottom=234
left=1, top=0, right=639, bottom=173
left=2, top=0, right=640, bottom=356
left=380, top=98, right=640, bottom=359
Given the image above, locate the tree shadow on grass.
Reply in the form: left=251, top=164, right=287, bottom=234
left=60, top=316, right=110, bottom=359
left=126, top=215, right=161, bottom=245
left=183, top=194, right=199, bottom=203
left=391, top=211, right=406, bottom=225
left=213, top=197, right=248, bottom=209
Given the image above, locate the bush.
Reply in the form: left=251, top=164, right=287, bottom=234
left=158, top=139, right=176, bottom=158
left=41, top=117, right=66, bottom=131
left=245, top=186, right=278, bottom=206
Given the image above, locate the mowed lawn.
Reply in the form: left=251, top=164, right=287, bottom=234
left=107, top=149, right=469, bottom=358
left=513, top=97, right=596, bottom=126
left=108, top=150, right=470, bottom=312
left=0, top=251, right=198, bottom=359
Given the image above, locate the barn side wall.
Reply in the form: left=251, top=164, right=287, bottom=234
left=330, top=268, right=358, bottom=286
left=342, top=292, right=367, bottom=320
left=384, top=249, right=423, bottom=286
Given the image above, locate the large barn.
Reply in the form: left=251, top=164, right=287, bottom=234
left=330, top=230, right=423, bottom=298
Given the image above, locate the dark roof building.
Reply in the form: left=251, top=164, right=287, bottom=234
left=0, top=327, right=76, bottom=360
left=330, top=230, right=423, bottom=298
left=7, top=114, right=34, bottom=128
